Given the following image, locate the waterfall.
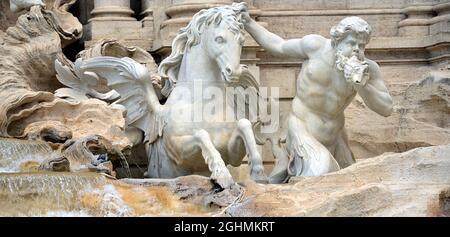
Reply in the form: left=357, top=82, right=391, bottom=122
left=0, top=172, right=134, bottom=216
left=0, top=138, right=57, bottom=173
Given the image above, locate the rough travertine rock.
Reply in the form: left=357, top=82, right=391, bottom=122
left=121, top=175, right=244, bottom=209
left=224, top=145, right=450, bottom=217
left=0, top=5, right=131, bottom=150
left=346, top=71, right=450, bottom=159
left=0, top=1, right=23, bottom=31
left=0, top=4, right=78, bottom=136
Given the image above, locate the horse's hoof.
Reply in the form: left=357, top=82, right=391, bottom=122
left=215, top=177, right=235, bottom=189
left=212, top=171, right=235, bottom=189
left=251, top=174, right=269, bottom=184
left=250, top=166, right=268, bottom=184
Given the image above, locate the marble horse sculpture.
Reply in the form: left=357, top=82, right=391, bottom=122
left=74, top=3, right=268, bottom=188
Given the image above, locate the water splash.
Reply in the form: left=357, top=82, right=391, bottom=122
left=92, top=184, right=133, bottom=217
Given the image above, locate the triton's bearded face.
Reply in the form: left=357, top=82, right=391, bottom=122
left=333, top=32, right=369, bottom=85
left=335, top=32, right=367, bottom=61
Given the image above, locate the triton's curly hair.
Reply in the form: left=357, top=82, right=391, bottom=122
left=330, top=16, right=372, bottom=48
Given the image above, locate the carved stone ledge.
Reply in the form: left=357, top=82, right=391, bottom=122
left=259, top=9, right=403, bottom=17
left=165, top=1, right=232, bottom=19
left=430, top=2, right=450, bottom=36
left=398, top=2, right=450, bottom=36
left=433, top=2, right=450, bottom=15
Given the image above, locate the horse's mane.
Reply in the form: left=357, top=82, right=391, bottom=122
left=158, top=2, right=246, bottom=97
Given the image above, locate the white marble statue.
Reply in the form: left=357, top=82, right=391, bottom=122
left=74, top=3, right=268, bottom=188
left=242, top=13, right=393, bottom=181
left=9, top=0, right=45, bottom=12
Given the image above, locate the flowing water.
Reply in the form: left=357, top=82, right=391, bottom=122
left=0, top=138, right=215, bottom=216
left=0, top=138, right=57, bottom=172
left=0, top=172, right=215, bottom=216
left=0, top=172, right=111, bottom=216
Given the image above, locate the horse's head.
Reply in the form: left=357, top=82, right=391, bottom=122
left=159, top=3, right=247, bottom=95
left=199, top=4, right=246, bottom=83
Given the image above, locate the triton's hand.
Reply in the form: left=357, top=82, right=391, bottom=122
left=341, top=55, right=370, bottom=87
left=352, top=69, right=370, bottom=93
left=238, top=3, right=252, bottom=25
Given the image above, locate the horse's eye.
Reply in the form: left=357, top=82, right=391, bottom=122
left=215, top=36, right=225, bottom=44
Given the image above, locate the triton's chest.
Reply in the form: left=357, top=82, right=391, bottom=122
left=300, top=59, right=355, bottom=97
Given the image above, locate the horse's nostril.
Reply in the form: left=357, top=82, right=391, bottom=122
left=225, top=67, right=232, bottom=75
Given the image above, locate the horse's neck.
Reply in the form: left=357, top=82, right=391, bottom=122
left=178, top=46, right=222, bottom=85
left=167, top=46, right=227, bottom=106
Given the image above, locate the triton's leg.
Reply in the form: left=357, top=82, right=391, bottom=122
left=333, top=129, right=356, bottom=168
left=286, top=114, right=340, bottom=176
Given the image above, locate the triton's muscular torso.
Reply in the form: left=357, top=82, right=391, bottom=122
left=292, top=45, right=357, bottom=146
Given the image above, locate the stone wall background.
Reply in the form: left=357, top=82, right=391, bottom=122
left=1, top=0, right=449, bottom=178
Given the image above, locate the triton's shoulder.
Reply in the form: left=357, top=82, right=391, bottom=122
left=301, top=34, right=327, bottom=53
left=365, top=58, right=381, bottom=70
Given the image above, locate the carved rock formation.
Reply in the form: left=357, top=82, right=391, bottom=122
left=346, top=70, right=450, bottom=159
left=0, top=4, right=78, bottom=136
left=0, top=136, right=127, bottom=175
left=0, top=3, right=168, bottom=178
left=226, top=145, right=450, bottom=217
left=0, top=1, right=23, bottom=31
left=39, top=156, right=70, bottom=172
left=0, top=4, right=132, bottom=159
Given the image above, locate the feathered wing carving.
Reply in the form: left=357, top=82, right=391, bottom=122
left=75, top=56, right=165, bottom=144
left=55, top=59, right=120, bottom=102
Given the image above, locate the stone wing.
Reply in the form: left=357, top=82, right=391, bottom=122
left=77, top=56, right=164, bottom=144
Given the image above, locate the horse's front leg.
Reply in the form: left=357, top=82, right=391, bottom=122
left=194, top=129, right=234, bottom=189
left=228, top=119, right=268, bottom=183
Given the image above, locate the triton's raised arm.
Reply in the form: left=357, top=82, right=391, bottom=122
left=242, top=12, right=325, bottom=59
